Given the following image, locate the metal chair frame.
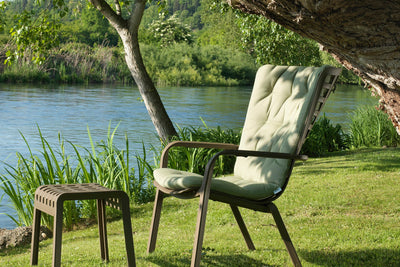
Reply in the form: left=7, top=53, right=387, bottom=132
left=147, top=66, right=341, bottom=267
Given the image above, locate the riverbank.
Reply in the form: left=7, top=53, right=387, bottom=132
left=1, top=148, right=399, bottom=266
left=0, top=84, right=380, bottom=230
left=0, top=43, right=257, bottom=86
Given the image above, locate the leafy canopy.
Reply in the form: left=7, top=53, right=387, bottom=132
left=5, top=0, right=167, bottom=65
left=207, top=0, right=321, bottom=66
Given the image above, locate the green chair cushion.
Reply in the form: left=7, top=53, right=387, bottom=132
left=154, top=168, right=281, bottom=200
left=234, top=65, right=327, bottom=186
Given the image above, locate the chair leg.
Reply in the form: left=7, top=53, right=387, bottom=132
left=30, top=208, right=42, bottom=265
left=230, top=204, right=255, bottom=250
left=97, top=199, right=109, bottom=262
left=120, top=195, right=136, bottom=267
left=268, top=203, right=302, bottom=267
left=147, top=189, right=165, bottom=253
left=191, top=191, right=211, bottom=267
left=52, top=202, right=64, bottom=267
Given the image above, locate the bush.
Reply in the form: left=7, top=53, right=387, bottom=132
left=142, top=43, right=257, bottom=86
left=348, top=105, right=400, bottom=148
left=301, top=114, right=350, bottom=156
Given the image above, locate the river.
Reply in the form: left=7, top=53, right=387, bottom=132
left=0, top=83, right=377, bottom=229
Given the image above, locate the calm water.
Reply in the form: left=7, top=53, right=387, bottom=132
left=0, top=83, right=377, bottom=229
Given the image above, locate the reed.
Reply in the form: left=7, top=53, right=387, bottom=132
left=164, top=122, right=241, bottom=176
left=0, top=125, right=156, bottom=230
left=348, top=105, right=400, bottom=148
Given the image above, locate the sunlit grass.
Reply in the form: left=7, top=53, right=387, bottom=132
left=1, top=148, right=399, bottom=266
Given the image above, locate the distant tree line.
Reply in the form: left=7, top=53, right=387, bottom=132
left=0, top=0, right=358, bottom=85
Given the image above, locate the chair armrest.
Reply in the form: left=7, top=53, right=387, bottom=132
left=220, top=149, right=308, bottom=161
left=160, top=141, right=239, bottom=167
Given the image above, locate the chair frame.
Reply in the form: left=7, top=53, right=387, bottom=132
left=147, top=66, right=341, bottom=267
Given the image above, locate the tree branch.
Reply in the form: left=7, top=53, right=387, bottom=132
left=89, top=0, right=127, bottom=29
left=128, top=0, right=146, bottom=34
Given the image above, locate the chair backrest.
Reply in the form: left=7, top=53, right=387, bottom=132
left=234, top=64, right=339, bottom=192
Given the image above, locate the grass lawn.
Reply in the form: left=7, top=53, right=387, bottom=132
left=1, top=148, right=400, bottom=266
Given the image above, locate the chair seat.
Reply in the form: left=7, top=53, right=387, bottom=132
left=154, top=168, right=281, bottom=200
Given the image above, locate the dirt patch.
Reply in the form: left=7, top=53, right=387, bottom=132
left=0, top=226, right=52, bottom=250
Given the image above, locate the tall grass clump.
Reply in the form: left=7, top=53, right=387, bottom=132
left=301, top=114, right=350, bottom=156
left=348, top=105, right=400, bottom=148
left=163, top=122, right=242, bottom=176
left=0, top=126, right=155, bottom=230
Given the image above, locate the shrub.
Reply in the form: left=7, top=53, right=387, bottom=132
left=301, top=114, right=350, bottom=157
left=348, top=105, right=400, bottom=148
left=141, top=43, right=257, bottom=86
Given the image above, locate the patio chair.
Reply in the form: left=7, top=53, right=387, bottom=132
left=147, top=64, right=341, bottom=267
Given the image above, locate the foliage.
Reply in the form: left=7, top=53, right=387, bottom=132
left=196, top=0, right=242, bottom=51
left=320, top=51, right=362, bottom=85
left=301, top=114, right=350, bottom=157
left=203, top=0, right=322, bottom=66
left=59, top=6, right=119, bottom=47
left=348, top=105, right=400, bottom=148
left=147, top=14, right=193, bottom=47
left=0, top=42, right=133, bottom=84
left=0, top=1, right=7, bottom=32
left=163, top=122, right=241, bottom=176
left=0, top=42, right=256, bottom=85
left=6, top=10, right=62, bottom=65
left=0, top=0, right=335, bottom=86
left=0, top=126, right=155, bottom=230
left=0, top=60, right=51, bottom=83
left=142, top=43, right=257, bottom=86
left=236, top=13, right=321, bottom=66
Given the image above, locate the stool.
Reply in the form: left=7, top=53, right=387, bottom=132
left=30, top=183, right=135, bottom=267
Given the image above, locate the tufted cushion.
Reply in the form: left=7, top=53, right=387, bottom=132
left=154, top=65, right=328, bottom=200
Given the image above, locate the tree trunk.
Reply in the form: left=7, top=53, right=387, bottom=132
left=228, top=0, right=400, bottom=133
left=120, top=28, right=178, bottom=141
left=89, top=0, right=177, bottom=141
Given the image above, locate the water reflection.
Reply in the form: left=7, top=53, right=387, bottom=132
left=0, top=83, right=377, bottom=229
left=322, top=84, right=378, bottom=129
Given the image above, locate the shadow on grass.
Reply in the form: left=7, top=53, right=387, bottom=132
left=0, top=243, right=31, bottom=257
left=296, top=147, right=400, bottom=175
left=300, top=248, right=400, bottom=266
left=145, top=253, right=278, bottom=267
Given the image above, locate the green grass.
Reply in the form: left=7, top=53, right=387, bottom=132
left=1, top=148, right=400, bottom=266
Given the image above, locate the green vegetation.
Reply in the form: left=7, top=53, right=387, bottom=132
left=348, top=105, right=400, bottom=148
left=0, top=125, right=155, bottom=230
left=2, top=106, right=399, bottom=231
left=142, top=43, right=257, bottom=86
left=301, top=114, right=349, bottom=157
left=166, top=123, right=241, bottom=176
left=0, top=0, right=359, bottom=85
left=0, top=42, right=257, bottom=86
left=1, top=148, right=399, bottom=266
